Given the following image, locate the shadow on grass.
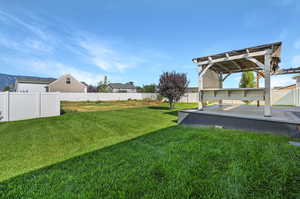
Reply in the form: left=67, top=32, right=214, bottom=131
left=148, top=106, right=178, bottom=117
left=1, top=125, right=298, bottom=198
left=0, top=125, right=195, bottom=198
left=148, top=106, right=170, bottom=110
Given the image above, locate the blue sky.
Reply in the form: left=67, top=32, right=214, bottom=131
left=0, top=0, right=300, bottom=87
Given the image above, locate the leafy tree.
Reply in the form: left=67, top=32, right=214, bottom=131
left=97, top=81, right=109, bottom=92
left=87, top=85, right=98, bottom=92
left=96, top=76, right=109, bottom=92
left=239, top=72, right=255, bottom=88
left=158, top=71, right=189, bottom=109
left=239, top=72, right=256, bottom=104
left=142, top=84, right=157, bottom=93
left=136, top=86, right=143, bottom=92
left=126, top=81, right=134, bottom=86
left=2, top=86, right=10, bottom=91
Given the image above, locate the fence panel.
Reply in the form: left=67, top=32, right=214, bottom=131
left=0, top=92, right=60, bottom=122
left=9, top=92, right=40, bottom=121
left=180, top=90, right=300, bottom=106
left=59, top=92, right=158, bottom=102
left=0, top=92, right=9, bottom=121
left=41, top=93, right=60, bottom=118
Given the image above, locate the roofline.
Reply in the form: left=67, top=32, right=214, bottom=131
left=48, top=74, right=87, bottom=88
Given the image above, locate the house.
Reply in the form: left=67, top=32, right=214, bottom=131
left=48, top=74, right=87, bottom=93
left=186, top=87, right=198, bottom=93
left=107, top=83, right=137, bottom=93
left=15, top=74, right=87, bottom=93
left=15, top=77, right=56, bottom=92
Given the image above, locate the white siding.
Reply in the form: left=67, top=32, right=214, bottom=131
left=112, top=88, right=137, bottom=93
left=16, top=83, right=48, bottom=92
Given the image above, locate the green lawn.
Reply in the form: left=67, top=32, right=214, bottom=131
left=0, top=103, right=300, bottom=198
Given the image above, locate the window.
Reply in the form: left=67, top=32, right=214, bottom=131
left=66, top=77, right=71, bottom=84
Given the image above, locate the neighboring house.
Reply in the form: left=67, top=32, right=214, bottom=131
left=186, top=87, right=198, bottom=93
left=107, top=83, right=137, bottom=93
left=48, top=74, right=87, bottom=93
left=15, top=74, right=87, bottom=93
left=15, top=77, right=56, bottom=92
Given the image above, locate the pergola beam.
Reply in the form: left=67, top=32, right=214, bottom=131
left=195, top=50, right=267, bottom=65
left=246, top=57, right=265, bottom=69
left=222, top=73, right=231, bottom=81
left=199, top=63, right=214, bottom=79
left=215, top=62, right=231, bottom=73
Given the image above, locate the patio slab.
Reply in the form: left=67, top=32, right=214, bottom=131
left=178, top=105, right=300, bottom=137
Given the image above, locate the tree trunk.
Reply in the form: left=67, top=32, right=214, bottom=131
left=169, top=99, right=174, bottom=109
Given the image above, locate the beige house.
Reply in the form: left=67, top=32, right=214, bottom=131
left=48, top=74, right=87, bottom=93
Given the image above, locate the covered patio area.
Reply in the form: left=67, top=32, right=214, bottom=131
left=178, top=42, right=300, bottom=137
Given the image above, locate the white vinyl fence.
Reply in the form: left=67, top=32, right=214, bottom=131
left=59, top=92, right=158, bottom=101
left=179, top=89, right=300, bottom=106
left=1, top=89, right=299, bottom=123
left=0, top=92, right=60, bottom=122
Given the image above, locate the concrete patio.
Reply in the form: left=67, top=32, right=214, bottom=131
left=178, top=104, right=300, bottom=137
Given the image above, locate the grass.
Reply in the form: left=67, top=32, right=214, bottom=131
left=0, top=102, right=300, bottom=198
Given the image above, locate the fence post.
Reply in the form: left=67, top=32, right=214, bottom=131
left=7, top=91, right=10, bottom=121
left=40, top=92, right=42, bottom=118
left=4, top=91, right=10, bottom=121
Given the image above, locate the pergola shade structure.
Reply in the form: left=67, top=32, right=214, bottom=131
left=192, top=42, right=282, bottom=117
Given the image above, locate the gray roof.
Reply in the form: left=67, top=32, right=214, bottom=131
left=16, top=77, right=56, bottom=84
left=108, top=83, right=136, bottom=89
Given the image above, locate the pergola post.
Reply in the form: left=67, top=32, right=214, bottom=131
left=256, top=72, right=260, bottom=107
left=264, top=51, right=272, bottom=117
left=198, top=65, right=204, bottom=110
left=218, top=73, right=223, bottom=106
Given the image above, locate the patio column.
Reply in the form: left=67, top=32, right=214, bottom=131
left=198, top=65, right=204, bottom=110
left=264, top=51, right=272, bottom=117
left=218, top=73, right=223, bottom=106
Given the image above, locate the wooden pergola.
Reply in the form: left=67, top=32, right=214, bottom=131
left=192, top=42, right=282, bottom=117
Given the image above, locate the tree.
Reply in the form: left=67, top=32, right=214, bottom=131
left=239, top=72, right=255, bottom=88
left=126, top=81, right=134, bottom=86
left=158, top=71, right=189, bottom=109
left=97, top=82, right=109, bottom=92
left=2, top=86, right=10, bottom=91
left=87, top=85, right=98, bottom=92
left=239, top=72, right=256, bottom=104
left=136, top=86, right=143, bottom=92
left=142, top=84, right=157, bottom=93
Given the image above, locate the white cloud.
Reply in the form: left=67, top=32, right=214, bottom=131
left=27, top=60, right=104, bottom=85
left=24, top=40, right=53, bottom=53
left=0, top=35, right=53, bottom=54
left=0, top=10, right=50, bottom=41
left=77, top=37, right=145, bottom=72
left=1, top=57, right=104, bottom=85
left=0, top=10, right=161, bottom=84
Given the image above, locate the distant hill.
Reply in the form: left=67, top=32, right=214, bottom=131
left=0, top=73, right=55, bottom=91
left=0, top=73, right=17, bottom=91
